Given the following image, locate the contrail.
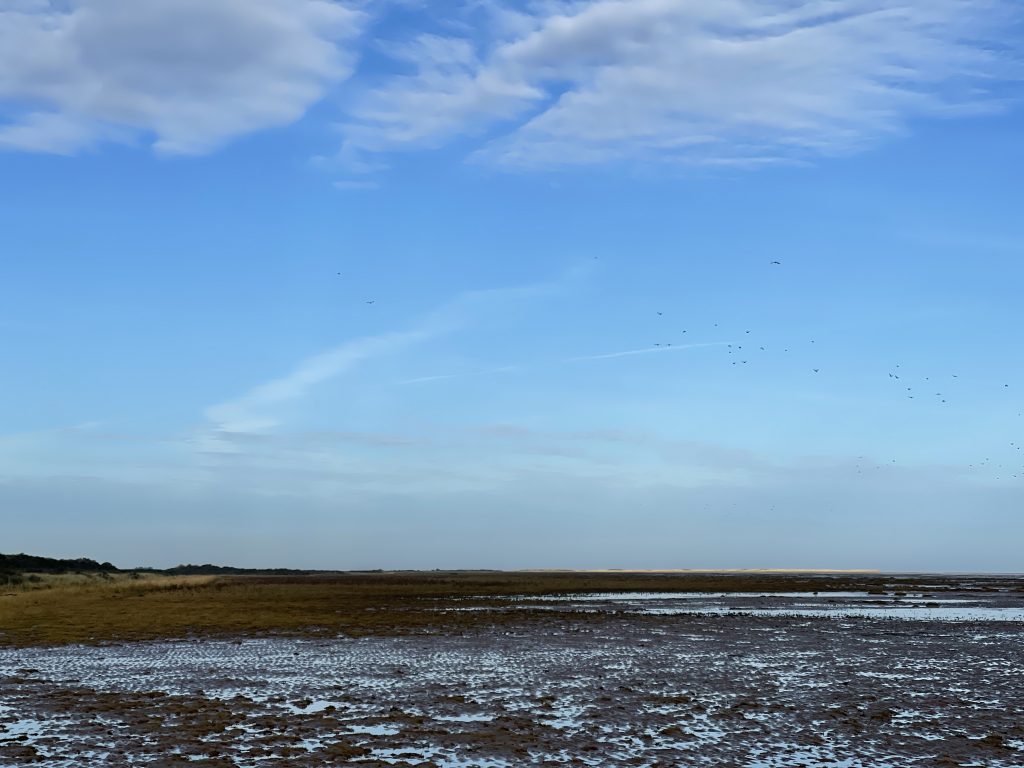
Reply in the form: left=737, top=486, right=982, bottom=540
left=566, top=341, right=732, bottom=363
left=402, top=343, right=731, bottom=385
left=400, top=366, right=519, bottom=385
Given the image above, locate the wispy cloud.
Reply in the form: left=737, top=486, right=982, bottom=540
left=341, top=0, right=1019, bottom=170
left=198, top=270, right=578, bottom=453
left=567, top=342, right=732, bottom=363
left=3, top=1, right=1014, bottom=168
left=0, top=420, right=103, bottom=446
left=203, top=329, right=430, bottom=446
left=466, top=423, right=772, bottom=476
left=397, top=340, right=730, bottom=387
left=395, top=339, right=733, bottom=387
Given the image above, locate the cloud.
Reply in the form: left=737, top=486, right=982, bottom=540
left=465, top=423, right=771, bottom=477
left=567, top=342, right=732, bottom=362
left=5, top=461, right=1022, bottom=570
left=396, top=339, right=728, bottom=387
left=0, top=0, right=365, bottom=154
left=201, top=328, right=429, bottom=451
left=198, top=270, right=577, bottom=453
left=5, top=1, right=1013, bottom=167
left=342, top=0, right=1018, bottom=169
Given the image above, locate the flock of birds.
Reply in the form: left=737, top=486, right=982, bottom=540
left=647, top=265, right=1022, bottom=481
left=336, top=261, right=1022, bottom=482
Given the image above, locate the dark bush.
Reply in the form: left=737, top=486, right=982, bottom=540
left=0, top=553, right=119, bottom=574
left=0, top=571, right=25, bottom=587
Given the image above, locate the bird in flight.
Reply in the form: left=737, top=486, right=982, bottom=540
left=365, top=300, right=375, bottom=305
left=771, top=261, right=782, bottom=265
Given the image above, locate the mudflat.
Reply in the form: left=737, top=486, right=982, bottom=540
left=1, top=572, right=1022, bottom=766
left=2, top=570, right=1021, bottom=647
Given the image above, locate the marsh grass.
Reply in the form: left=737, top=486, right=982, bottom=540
left=1, top=570, right=152, bottom=592
left=0, top=570, right=1012, bottom=647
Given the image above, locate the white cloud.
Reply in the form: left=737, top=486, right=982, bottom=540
left=201, top=328, right=428, bottom=450
left=0, top=0, right=365, bottom=154
left=197, top=270, right=578, bottom=454
left=567, top=341, right=733, bottom=363
left=342, top=0, right=1018, bottom=168
left=3, top=1, right=1013, bottom=166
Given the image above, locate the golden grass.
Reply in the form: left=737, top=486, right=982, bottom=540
left=0, top=570, right=1000, bottom=648
left=0, top=571, right=191, bottom=592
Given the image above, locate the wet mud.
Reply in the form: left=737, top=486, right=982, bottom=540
left=2, top=596, right=1023, bottom=766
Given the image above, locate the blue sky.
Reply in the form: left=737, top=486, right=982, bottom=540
left=2, top=0, right=1023, bottom=570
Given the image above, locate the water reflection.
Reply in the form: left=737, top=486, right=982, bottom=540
left=503, top=591, right=1024, bottom=621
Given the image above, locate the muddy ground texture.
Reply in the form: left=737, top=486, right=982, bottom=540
left=1, top=574, right=1023, bottom=766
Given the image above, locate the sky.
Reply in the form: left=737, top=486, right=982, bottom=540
left=1, top=0, right=1023, bottom=571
